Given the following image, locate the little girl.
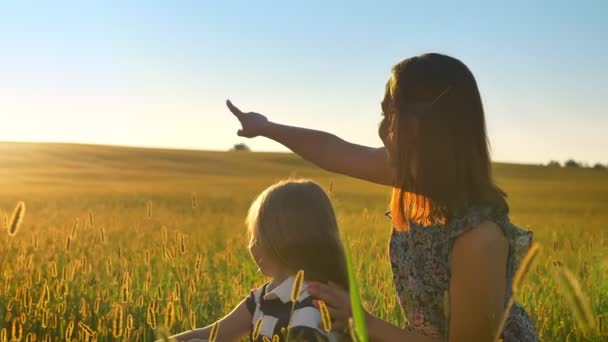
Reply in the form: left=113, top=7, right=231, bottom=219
left=169, top=179, right=349, bottom=342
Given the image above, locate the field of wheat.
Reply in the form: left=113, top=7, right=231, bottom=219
left=0, top=142, right=606, bottom=341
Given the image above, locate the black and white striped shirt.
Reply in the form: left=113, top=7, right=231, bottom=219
left=245, top=276, right=340, bottom=342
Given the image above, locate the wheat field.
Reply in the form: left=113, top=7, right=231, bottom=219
left=0, top=142, right=606, bottom=341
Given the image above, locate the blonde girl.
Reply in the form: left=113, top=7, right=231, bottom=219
left=169, top=179, right=348, bottom=342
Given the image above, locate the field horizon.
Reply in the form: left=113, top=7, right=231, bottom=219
left=0, top=142, right=606, bottom=340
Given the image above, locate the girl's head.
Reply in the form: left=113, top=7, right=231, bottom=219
left=378, top=53, right=507, bottom=228
left=246, top=179, right=349, bottom=289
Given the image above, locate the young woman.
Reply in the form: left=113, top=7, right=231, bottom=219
left=226, top=53, right=539, bottom=341
left=168, top=179, right=349, bottom=342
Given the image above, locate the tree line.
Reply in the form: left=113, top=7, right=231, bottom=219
left=547, top=159, right=607, bottom=170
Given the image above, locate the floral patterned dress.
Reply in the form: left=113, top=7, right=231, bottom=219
left=389, top=206, right=539, bottom=341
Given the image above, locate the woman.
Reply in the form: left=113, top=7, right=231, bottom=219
left=226, top=53, right=538, bottom=342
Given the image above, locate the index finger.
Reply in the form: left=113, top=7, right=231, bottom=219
left=226, top=99, right=244, bottom=117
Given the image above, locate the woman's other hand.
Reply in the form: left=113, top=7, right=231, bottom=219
left=308, top=281, right=357, bottom=331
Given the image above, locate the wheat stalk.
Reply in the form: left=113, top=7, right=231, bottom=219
left=120, top=284, right=129, bottom=304
left=318, top=300, right=332, bottom=333
left=78, top=321, right=94, bottom=336
left=11, top=318, right=23, bottom=341
left=284, top=270, right=305, bottom=340
left=71, top=218, right=79, bottom=239
left=7, top=201, right=26, bottom=237
left=209, top=321, right=220, bottom=342
left=146, top=304, right=157, bottom=329
left=252, top=317, right=263, bottom=340
left=189, top=310, right=196, bottom=330
left=180, top=234, right=186, bottom=254
left=291, top=270, right=305, bottom=302
left=553, top=261, right=597, bottom=335
left=126, top=314, right=134, bottom=331
left=348, top=318, right=360, bottom=342
left=65, top=320, right=75, bottom=340
left=112, top=304, right=124, bottom=338
left=164, top=301, right=175, bottom=329
left=493, top=243, right=540, bottom=342
left=32, top=233, right=38, bottom=250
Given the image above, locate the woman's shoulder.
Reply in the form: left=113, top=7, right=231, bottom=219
left=447, top=205, right=534, bottom=268
left=448, top=205, right=532, bottom=238
left=450, top=220, right=508, bottom=262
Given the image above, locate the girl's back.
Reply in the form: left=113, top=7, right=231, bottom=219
left=246, top=276, right=340, bottom=341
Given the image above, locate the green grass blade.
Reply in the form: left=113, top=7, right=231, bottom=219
left=345, top=242, right=368, bottom=342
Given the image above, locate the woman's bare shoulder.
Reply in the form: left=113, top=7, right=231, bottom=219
left=451, top=219, right=508, bottom=260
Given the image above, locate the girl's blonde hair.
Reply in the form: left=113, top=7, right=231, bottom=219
left=246, top=179, right=349, bottom=289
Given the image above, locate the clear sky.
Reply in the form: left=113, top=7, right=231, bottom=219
left=1, top=1, right=606, bottom=164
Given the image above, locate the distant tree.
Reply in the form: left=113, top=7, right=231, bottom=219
left=592, top=163, right=607, bottom=171
left=547, top=160, right=561, bottom=168
left=564, top=159, right=581, bottom=168
left=231, top=143, right=251, bottom=152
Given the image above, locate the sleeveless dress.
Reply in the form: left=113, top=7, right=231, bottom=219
left=388, top=206, right=539, bottom=341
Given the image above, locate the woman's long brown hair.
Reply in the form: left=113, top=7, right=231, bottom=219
left=382, top=53, right=508, bottom=229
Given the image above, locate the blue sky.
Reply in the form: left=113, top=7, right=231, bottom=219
left=1, top=1, right=606, bottom=164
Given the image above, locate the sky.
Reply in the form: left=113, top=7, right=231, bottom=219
left=0, top=1, right=606, bottom=165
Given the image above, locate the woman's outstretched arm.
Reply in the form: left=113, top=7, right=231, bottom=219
left=226, top=100, right=394, bottom=186
left=167, top=299, right=250, bottom=342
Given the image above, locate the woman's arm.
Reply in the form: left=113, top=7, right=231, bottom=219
left=366, top=314, right=442, bottom=342
left=169, top=299, right=251, bottom=342
left=307, top=283, right=442, bottom=342
left=448, top=221, right=508, bottom=342
left=226, top=100, right=394, bottom=186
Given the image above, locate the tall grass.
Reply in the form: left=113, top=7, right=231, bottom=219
left=345, top=243, right=368, bottom=342
left=7, top=201, right=25, bottom=237
left=0, top=143, right=606, bottom=341
left=553, top=262, right=597, bottom=336
left=493, top=243, right=540, bottom=341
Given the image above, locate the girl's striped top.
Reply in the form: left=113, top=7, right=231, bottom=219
left=245, top=276, right=340, bottom=342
